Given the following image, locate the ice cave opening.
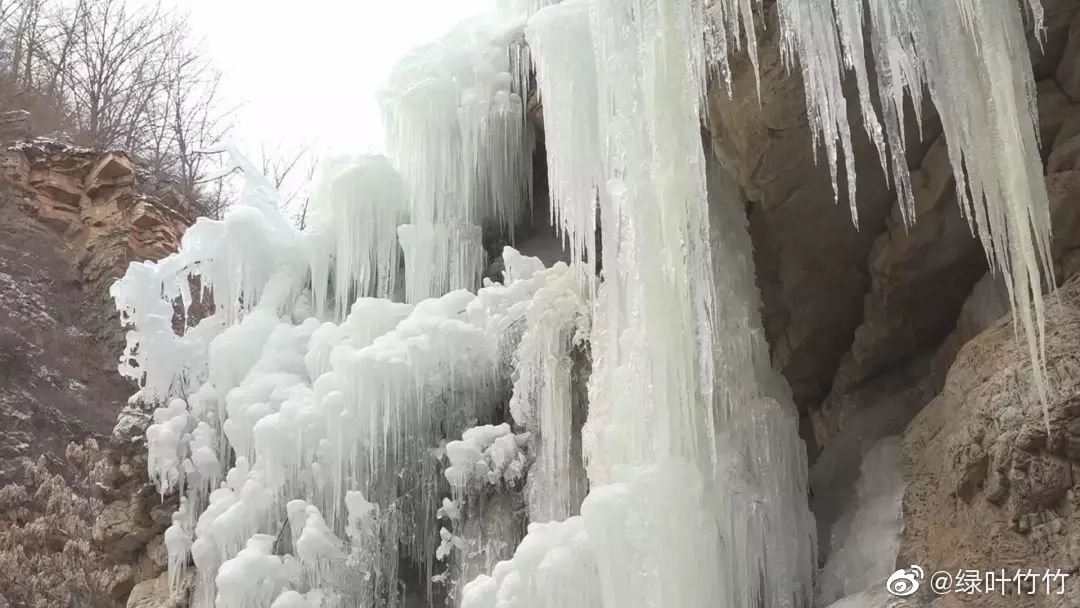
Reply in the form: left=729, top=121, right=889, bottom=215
left=110, top=0, right=1055, bottom=606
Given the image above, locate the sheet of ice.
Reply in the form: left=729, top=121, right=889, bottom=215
left=817, top=436, right=905, bottom=604
left=463, top=2, right=816, bottom=606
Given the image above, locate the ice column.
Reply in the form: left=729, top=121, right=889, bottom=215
left=704, top=157, right=817, bottom=608
left=462, top=0, right=816, bottom=605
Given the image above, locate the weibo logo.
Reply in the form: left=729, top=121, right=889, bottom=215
left=886, top=565, right=924, bottom=596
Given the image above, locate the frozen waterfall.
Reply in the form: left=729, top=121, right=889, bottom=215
left=111, top=0, right=1055, bottom=606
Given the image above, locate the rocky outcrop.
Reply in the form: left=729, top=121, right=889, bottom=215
left=0, top=131, right=193, bottom=606
left=0, top=136, right=192, bottom=478
left=0, top=138, right=192, bottom=294
left=0, top=441, right=179, bottom=607
left=899, top=276, right=1080, bottom=607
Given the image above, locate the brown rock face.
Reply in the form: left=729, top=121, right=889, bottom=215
left=0, top=139, right=192, bottom=479
left=0, top=136, right=192, bottom=606
left=900, top=277, right=1080, bottom=607
left=1, top=140, right=191, bottom=301
left=705, top=3, right=901, bottom=414
left=812, top=135, right=986, bottom=446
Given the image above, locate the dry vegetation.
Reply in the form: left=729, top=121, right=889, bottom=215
left=0, top=440, right=127, bottom=608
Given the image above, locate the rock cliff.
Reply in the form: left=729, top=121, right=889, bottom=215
left=0, top=121, right=192, bottom=607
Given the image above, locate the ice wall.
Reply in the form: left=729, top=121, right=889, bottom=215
left=113, top=0, right=1060, bottom=605
left=461, top=1, right=815, bottom=607
left=816, top=437, right=905, bottom=604
left=114, top=74, right=545, bottom=604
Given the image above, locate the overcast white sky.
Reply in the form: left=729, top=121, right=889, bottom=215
left=175, top=0, right=494, bottom=157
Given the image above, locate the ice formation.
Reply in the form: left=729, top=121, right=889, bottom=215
left=817, top=437, right=905, bottom=604
left=460, top=0, right=815, bottom=606
left=304, top=155, right=407, bottom=319
left=767, top=0, right=1055, bottom=425
left=379, top=15, right=534, bottom=302
left=508, top=261, right=588, bottom=522
left=112, top=0, right=1060, bottom=606
left=121, top=217, right=559, bottom=606
left=524, top=1, right=599, bottom=273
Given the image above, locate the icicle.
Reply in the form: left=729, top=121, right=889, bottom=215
left=915, top=0, right=1055, bottom=431
left=304, top=155, right=406, bottom=320
left=776, top=0, right=862, bottom=225
left=769, top=0, right=1054, bottom=425
left=525, top=1, right=601, bottom=275
left=703, top=0, right=763, bottom=97
left=508, top=262, right=588, bottom=522
left=381, top=15, right=535, bottom=302
left=397, top=223, right=486, bottom=302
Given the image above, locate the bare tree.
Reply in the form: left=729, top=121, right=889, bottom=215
left=0, top=0, right=242, bottom=218
left=62, top=0, right=174, bottom=148
left=257, top=139, right=314, bottom=215
left=259, top=140, right=310, bottom=192
left=295, top=153, right=319, bottom=229
left=0, top=0, right=238, bottom=217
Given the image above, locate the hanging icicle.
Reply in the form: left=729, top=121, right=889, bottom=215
left=767, top=0, right=1054, bottom=428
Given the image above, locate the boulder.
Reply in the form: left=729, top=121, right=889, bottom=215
left=126, top=571, right=193, bottom=608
